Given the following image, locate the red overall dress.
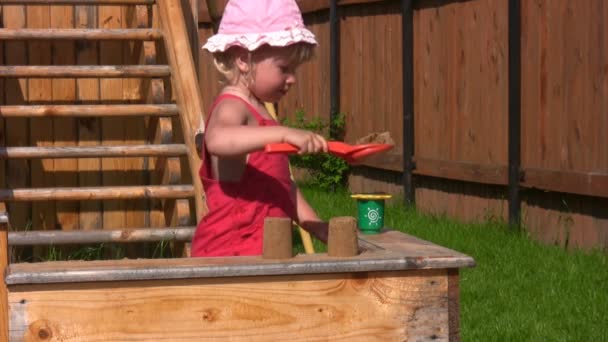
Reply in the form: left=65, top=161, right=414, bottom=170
left=191, top=94, right=296, bottom=257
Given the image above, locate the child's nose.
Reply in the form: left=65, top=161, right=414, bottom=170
left=286, top=74, right=296, bottom=85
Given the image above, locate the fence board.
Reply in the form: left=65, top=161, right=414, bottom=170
left=337, top=2, right=404, bottom=147
left=2, top=5, right=31, bottom=234
left=99, top=5, right=127, bottom=231
left=123, top=5, right=148, bottom=254
left=28, top=5, right=57, bottom=244
left=51, top=5, right=79, bottom=233
left=280, top=10, right=330, bottom=124
left=75, top=4, right=103, bottom=232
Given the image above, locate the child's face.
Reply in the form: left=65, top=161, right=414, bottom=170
left=250, top=47, right=299, bottom=102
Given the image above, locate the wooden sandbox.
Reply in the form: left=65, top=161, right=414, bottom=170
left=2, top=214, right=474, bottom=341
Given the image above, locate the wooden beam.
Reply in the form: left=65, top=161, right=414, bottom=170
left=0, top=65, right=171, bottom=78
left=413, top=158, right=509, bottom=186
left=8, top=226, right=195, bottom=245
left=0, top=0, right=154, bottom=3
left=0, top=185, right=194, bottom=201
left=0, top=144, right=188, bottom=159
left=522, top=168, right=608, bottom=198
left=300, top=0, right=390, bottom=13
left=0, top=28, right=163, bottom=40
left=5, top=230, right=475, bottom=284
left=158, top=0, right=208, bottom=221
left=198, top=0, right=391, bottom=22
left=357, top=152, right=403, bottom=172
left=0, top=104, right=179, bottom=117
left=0, top=212, right=8, bottom=342
left=7, top=270, right=451, bottom=340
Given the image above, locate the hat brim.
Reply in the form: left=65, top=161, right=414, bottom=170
left=202, top=27, right=317, bottom=53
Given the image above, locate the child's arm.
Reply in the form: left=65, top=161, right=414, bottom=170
left=205, top=99, right=327, bottom=157
left=294, top=186, right=328, bottom=243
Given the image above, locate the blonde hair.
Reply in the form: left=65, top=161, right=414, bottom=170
left=212, top=43, right=315, bottom=85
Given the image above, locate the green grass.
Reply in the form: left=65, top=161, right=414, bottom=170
left=299, top=184, right=608, bottom=341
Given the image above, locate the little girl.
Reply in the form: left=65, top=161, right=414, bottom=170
left=191, top=0, right=329, bottom=257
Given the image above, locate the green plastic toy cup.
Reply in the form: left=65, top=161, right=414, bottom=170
left=351, top=193, right=392, bottom=234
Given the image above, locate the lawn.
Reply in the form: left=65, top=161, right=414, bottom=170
left=299, top=184, right=608, bottom=341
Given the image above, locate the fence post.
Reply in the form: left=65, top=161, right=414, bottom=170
left=508, top=0, right=522, bottom=228
left=1, top=212, right=9, bottom=341
left=402, top=0, right=415, bottom=205
left=329, top=0, right=340, bottom=136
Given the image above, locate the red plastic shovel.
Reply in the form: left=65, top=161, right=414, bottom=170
left=264, top=141, right=393, bottom=164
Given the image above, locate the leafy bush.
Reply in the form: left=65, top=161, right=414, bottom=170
left=282, top=110, right=349, bottom=191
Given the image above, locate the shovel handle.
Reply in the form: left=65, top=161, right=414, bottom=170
left=264, top=143, right=299, bottom=154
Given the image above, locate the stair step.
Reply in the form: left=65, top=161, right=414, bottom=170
left=0, top=0, right=154, bottom=4
left=0, top=29, right=162, bottom=41
left=8, top=227, right=195, bottom=246
left=0, top=65, right=171, bottom=78
left=0, top=185, right=194, bottom=201
left=0, top=144, right=188, bottom=159
left=0, top=104, right=179, bottom=117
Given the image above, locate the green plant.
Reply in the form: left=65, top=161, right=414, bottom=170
left=282, top=110, right=350, bottom=190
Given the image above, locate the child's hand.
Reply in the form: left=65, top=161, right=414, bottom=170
left=300, top=221, right=328, bottom=244
left=283, top=128, right=328, bottom=154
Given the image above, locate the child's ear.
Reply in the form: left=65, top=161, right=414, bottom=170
left=235, top=51, right=251, bottom=74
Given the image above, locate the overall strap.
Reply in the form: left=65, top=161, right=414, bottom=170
left=207, top=93, right=269, bottom=126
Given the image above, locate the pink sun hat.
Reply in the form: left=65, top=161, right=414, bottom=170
left=203, top=0, right=318, bottom=52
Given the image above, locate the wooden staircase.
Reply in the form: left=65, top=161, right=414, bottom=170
left=0, top=0, right=205, bottom=253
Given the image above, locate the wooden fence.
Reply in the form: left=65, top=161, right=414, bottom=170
left=197, top=0, right=607, bottom=250
left=1, top=0, right=605, bottom=252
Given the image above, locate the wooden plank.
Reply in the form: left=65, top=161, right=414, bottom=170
left=145, top=10, right=170, bottom=231
left=5, top=230, right=474, bottom=284
left=76, top=3, right=102, bottom=233
left=51, top=3, right=79, bottom=236
left=1, top=0, right=154, bottom=3
left=158, top=0, right=207, bottom=221
left=0, top=185, right=194, bottom=201
left=99, top=4, right=127, bottom=232
left=0, top=144, right=188, bottom=158
left=8, top=270, right=451, bottom=341
left=447, top=268, right=460, bottom=341
left=413, top=158, right=509, bottom=186
left=202, top=0, right=392, bottom=22
left=198, top=0, right=211, bottom=23
left=122, top=3, right=148, bottom=257
left=0, top=214, right=8, bottom=342
left=0, top=28, right=163, bottom=40
left=0, top=65, right=171, bottom=78
left=3, top=5, right=31, bottom=238
left=28, top=4, right=56, bottom=244
left=522, top=168, right=608, bottom=198
left=0, top=104, right=179, bottom=117
left=9, top=226, right=195, bottom=245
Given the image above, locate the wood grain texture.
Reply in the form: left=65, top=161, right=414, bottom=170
left=0, top=144, right=188, bottom=159
left=8, top=270, right=451, bottom=341
left=28, top=4, right=56, bottom=255
left=51, top=3, right=79, bottom=235
left=75, top=3, right=103, bottom=232
left=0, top=65, right=171, bottom=78
left=0, top=28, right=163, bottom=40
left=2, top=4, right=31, bottom=237
left=5, top=229, right=474, bottom=285
left=1, top=0, right=154, bottom=3
left=0, top=185, right=194, bottom=201
left=158, top=0, right=207, bottom=221
left=0, top=104, right=179, bottom=117
left=0, top=219, right=8, bottom=342
left=99, top=4, right=127, bottom=233
left=9, top=226, right=195, bottom=245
